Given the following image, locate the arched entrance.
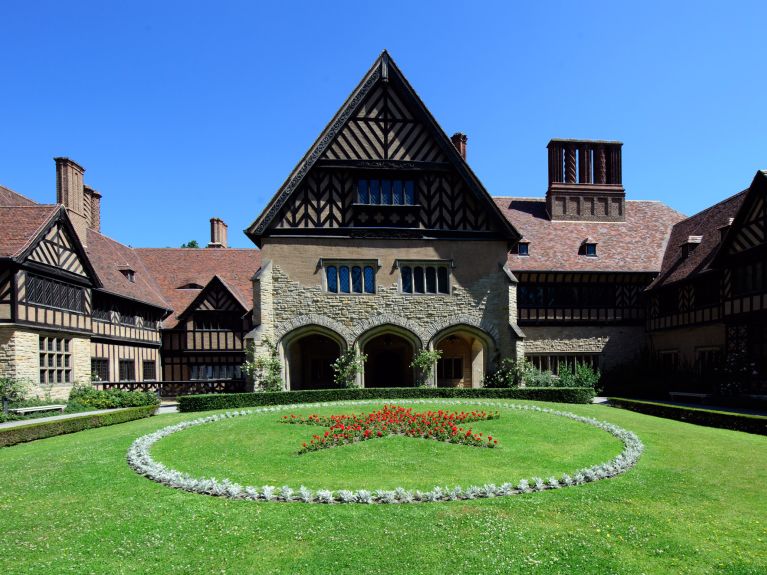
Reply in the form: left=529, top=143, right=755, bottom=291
left=285, top=332, right=343, bottom=390
left=362, top=332, right=416, bottom=387
left=433, top=328, right=491, bottom=388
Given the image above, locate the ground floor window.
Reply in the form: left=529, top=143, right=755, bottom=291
left=437, top=357, right=463, bottom=380
left=39, top=336, right=71, bottom=384
left=119, top=359, right=136, bottom=382
left=142, top=361, right=157, bottom=381
left=190, top=364, right=242, bottom=380
left=525, top=353, right=600, bottom=375
left=656, top=350, right=679, bottom=371
left=91, top=358, right=109, bottom=382
left=695, top=347, right=722, bottom=375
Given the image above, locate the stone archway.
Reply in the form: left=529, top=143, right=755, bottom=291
left=431, top=325, right=494, bottom=388
left=281, top=325, right=346, bottom=391
left=357, top=325, right=420, bottom=388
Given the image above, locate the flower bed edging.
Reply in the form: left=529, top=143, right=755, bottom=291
left=126, top=399, right=644, bottom=504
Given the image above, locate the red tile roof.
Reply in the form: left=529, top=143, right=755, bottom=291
left=495, top=198, right=685, bottom=273
left=649, top=190, right=747, bottom=289
left=0, top=185, right=38, bottom=207
left=0, top=205, right=59, bottom=258
left=85, top=229, right=170, bottom=310
left=136, top=248, right=261, bottom=328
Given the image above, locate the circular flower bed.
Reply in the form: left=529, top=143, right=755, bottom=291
left=127, top=399, right=644, bottom=504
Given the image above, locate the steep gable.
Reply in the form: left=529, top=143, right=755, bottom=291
left=26, top=220, right=88, bottom=277
left=177, top=276, right=247, bottom=321
left=720, top=170, right=766, bottom=257
left=246, top=52, right=519, bottom=245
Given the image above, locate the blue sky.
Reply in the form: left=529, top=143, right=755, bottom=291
left=1, top=1, right=765, bottom=248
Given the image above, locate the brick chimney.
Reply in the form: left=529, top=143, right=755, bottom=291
left=545, top=139, right=625, bottom=222
left=451, top=132, right=468, bottom=160
left=84, top=185, right=102, bottom=233
left=208, top=218, right=228, bottom=248
left=55, top=157, right=89, bottom=244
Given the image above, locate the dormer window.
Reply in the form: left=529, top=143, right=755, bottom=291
left=178, top=283, right=204, bottom=290
left=580, top=238, right=598, bottom=257
left=516, top=241, right=530, bottom=256
left=119, top=268, right=135, bottom=283
left=681, top=236, right=703, bottom=260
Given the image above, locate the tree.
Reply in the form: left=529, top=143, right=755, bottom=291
left=0, top=378, right=30, bottom=415
left=242, top=338, right=283, bottom=392
left=332, top=349, right=367, bottom=388
left=180, top=240, right=200, bottom=248
left=410, top=349, right=443, bottom=387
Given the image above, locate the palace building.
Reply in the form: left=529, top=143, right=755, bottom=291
left=0, top=52, right=764, bottom=397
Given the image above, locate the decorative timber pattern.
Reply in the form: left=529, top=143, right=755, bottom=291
left=0, top=269, right=12, bottom=321
left=728, top=193, right=765, bottom=254
left=324, top=84, right=447, bottom=163
left=15, top=270, right=92, bottom=332
left=196, top=284, right=242, bottom=312
left=27, top=223, right=86, bottom=276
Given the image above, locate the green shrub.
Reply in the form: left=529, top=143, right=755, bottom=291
left=67, top=384, right=159, bottom=410
left=332, top=349, right=366, bottom=389
left=178, top=386, right=596, bottom=412
left=242, top=338, right=283, bottom=392
left=410, top=349, right=442, bottom=387
left=481, top=358, right=528, bottom=388
left=608, top=397, right=767, bottom=436
left=526, top=368, right=557, bottom=387
left=0, top=405, right=157, bottom=448
left=558, top=362, right=601, bottom=389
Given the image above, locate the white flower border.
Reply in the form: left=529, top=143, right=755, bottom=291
left=127, top=399, right=644, bottom=504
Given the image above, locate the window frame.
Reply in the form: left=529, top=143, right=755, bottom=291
left=396, top=260, right=453, bottom=296
left=119, top=359, right=136, bottom=382
left=39, top=335, right=72, bottom=385
left=319, top=259, right=379, bottom=295
left=90, top=357, right=109, bottom=382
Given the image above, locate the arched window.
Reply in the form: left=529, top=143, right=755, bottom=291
left=363, top=266, right=375, bottom=293
left=401, top=266, right=412, bottom=293
left=414, top=266, right=425, bottom=293
left=339, top=266, right=350, bottom=293
left=351, top=266, right=362, bottom=293
left=326, top=266, right=338, bottom=293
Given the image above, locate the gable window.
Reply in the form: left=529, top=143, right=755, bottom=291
left=120, top=268, right=136, bottom=283
left=357, top=178, right=416, bottom=206
left=584, top=243, right=597, bottom=257
left=516, top=241, right=529, bottom=256
left=26, top=273, right=85, bottom=313
left=194, top=311, right=239, bottom=331
left=39, top=336, right=71, bottom=384
left=119, top=359, right=136, bottom=382
left=91, top=358, right=109, bottom=382
left=399, top=262, right=450, bottom=295
left=324, top=261, right=376, bottom=294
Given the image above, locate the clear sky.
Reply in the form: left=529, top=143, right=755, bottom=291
left=1, top=1, right=765, bottom=248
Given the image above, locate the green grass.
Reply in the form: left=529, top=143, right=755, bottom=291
left=0, top=400, right=765, bottom=574
left=151, top=403, right=621, bottom=490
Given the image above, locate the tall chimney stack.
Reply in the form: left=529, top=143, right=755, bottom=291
left=54, top=157, right=89, bottom=244
left=208, top=218, right=228, bottom=248
left=451, top=132, right=468, bottom=160
left=84, top=185, right=102, bottom=233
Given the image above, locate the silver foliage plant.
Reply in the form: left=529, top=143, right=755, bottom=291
left=126, top=399, right=645, bottom=505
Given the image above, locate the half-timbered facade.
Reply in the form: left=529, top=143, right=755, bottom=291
left=646, top=171, right=767, bottom=393
left=245, top=52, right=524, bottom=389
left=1, top=51, right=763, bottom=399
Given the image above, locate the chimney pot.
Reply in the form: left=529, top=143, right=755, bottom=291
left=208, top=218, right=228, bottom=248
left=450, top=132, right=468, bottom=160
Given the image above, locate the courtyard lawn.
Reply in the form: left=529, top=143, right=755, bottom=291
left=0, top=401, right=764, bottom=575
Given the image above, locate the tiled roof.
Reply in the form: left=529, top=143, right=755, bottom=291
left=85, top=229, right=170, bottom=310
left=495, top=198, right=685, bottom=273
left=0, top=185, right=38, bottom=207
left=649, top=190, right=747, bottom=289
left=0, top=205, right=59, bottom=258
left=136, top=248, right=261, bottom=328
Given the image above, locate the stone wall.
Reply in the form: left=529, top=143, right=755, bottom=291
left=522, top=325, right=645, bottom=372
left=0, top=326, right=91, bottom=400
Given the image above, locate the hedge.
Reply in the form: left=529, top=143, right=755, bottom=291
left=608, top=397, right=767, bottom=436
left=0, top=405, right=158, bottom=448
left=178, top=387, right=596, bottom=412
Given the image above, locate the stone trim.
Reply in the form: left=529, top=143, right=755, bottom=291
left=275, top=315, right=355, bottom=347
left=351, top=314, right=427, bottom=346
left=426, top=317, right=500, bottom=347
